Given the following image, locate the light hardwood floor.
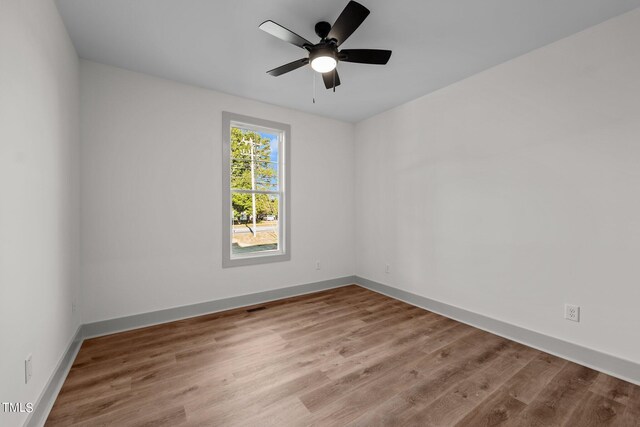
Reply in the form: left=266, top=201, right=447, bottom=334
left=46, top=285, right=640, bottom=426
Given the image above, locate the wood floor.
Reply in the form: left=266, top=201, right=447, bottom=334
left=47, top=285, right=640, bottom=426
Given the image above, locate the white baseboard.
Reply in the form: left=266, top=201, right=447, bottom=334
left=23, top=326, right=83, bottom=427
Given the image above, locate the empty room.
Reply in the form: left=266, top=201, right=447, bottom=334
left=2, top=0, right=640, bottom=426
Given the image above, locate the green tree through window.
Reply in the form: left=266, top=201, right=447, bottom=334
left=230, top=127, right=279, bottom=224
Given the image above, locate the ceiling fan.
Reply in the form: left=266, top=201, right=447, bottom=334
left=259, top=1, right=392, bottom=90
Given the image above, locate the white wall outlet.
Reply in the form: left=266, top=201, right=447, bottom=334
left=315, top=261, right=321, bottom=270
left=564, top=304, right=580, bottom=322
left=385, top=264, right=390, bottom=274
left=72, top=300, right=77, bottom=313
left=25, top=354, right=32, bottom=384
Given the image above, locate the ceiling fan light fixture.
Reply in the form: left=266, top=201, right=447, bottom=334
left=311, top=56, right=337, bottom=73
left=310, top=47, right=337, bottom=73
left=260, top=1, right=392, bottom=89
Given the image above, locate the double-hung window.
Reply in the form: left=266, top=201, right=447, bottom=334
left=222, top=112, right=290, bottom=267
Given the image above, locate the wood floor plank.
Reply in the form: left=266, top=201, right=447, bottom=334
left=186, top=369, right=330, bottom=423
left=564, top=391, right=627, bottom=427
left=455, top=389, right=527, bottom=427
left=507, top=363, right=599, bottom=426
left=324, top=318, right=466, bottom=381
left=399, top=341, right=537, bottom=426
left=502, top=352, right=568, bottom=405
left=225, top=397, right=310, bottom=427
left=309, top=365, right=426, bottom=426
left=299, top=342, right=428, bottom=413
left=613, top=385, right=640, bottom=427
left=345, top=332, right=513, bottom=426
left=334, top=310, right=438, bottom=358
left=45, top=285, right=640, bottom=427
left=590, top=372, right=636, bottom=406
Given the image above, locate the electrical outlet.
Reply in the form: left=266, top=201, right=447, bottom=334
left=25, top=354, right=32, bottom=384
left=564, top=304, right=580, bottom=322
left=315, top=261, right=321, bottom=270
left=72, top=300, right=77, bottom=313
left=385, top=264, right=390, bottom=274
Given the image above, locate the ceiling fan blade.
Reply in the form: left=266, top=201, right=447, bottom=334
left=266, top=58, right=309, bottom=76
left=259, top=20, right=313, bottom=50
left=322, top=69, right=341, bottom=90
left=339, top=49, right=392, bottom=64
left=327, top=1, right=370, bottom=46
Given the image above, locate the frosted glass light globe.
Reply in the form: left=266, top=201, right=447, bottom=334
left=311, top=56, right=337, bottom=73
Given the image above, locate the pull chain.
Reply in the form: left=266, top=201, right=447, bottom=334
left=312, top=70, right=316, bottom=104
left=333, top=68, right=336, bottom=93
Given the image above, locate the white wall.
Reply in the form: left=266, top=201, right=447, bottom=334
left=0, top=1, right=80, bottom=426
left=355, top=9, right=640, bottom=364
left=80, top=61, right=355, bottom=323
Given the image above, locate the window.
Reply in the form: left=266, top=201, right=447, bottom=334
left=222, top=112, right=290, bottom=267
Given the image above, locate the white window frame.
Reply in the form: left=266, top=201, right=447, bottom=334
left=222, top=112, right=291, bottom=267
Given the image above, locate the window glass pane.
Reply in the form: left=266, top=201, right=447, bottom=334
left=230, top=127, right=279, bottom=191
left=232, top=159, right=278, bottom=191
left=231, top=193, right=279, bottom=256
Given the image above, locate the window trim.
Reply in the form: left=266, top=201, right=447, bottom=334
left=222, top=112, right=291, bottom=268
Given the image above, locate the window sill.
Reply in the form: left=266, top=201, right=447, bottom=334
left=222, top=252, right=290, bottom=268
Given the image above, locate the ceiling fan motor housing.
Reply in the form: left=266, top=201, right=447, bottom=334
left=314, top=21, right=332, bottom=39
left=310, top=45, right=337, bottom=63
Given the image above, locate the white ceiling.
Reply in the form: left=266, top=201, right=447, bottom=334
left=56, top=0, right=640, bottom=122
